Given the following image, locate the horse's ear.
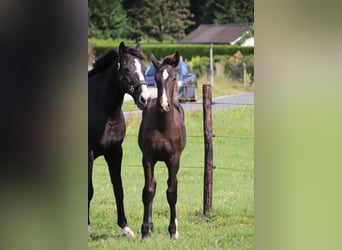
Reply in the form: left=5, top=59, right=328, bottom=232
left=136, top=42, right=142, bottom=51
left=119, top=41, right=126, bottom=56
left=172, top=51, right=180, bottom=68
left=150, top=53, right=160, bottom=69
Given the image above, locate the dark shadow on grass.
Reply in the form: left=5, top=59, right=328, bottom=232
left=89, top=233, right=122, bottom=241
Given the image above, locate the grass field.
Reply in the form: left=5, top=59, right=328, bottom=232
left=88, top=106, right=254, bottom=249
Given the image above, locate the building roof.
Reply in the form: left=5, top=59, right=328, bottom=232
left=179, top=24, right=252, bottom=44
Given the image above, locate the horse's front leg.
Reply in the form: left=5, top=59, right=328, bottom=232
left=141, top=157, right=157, bottom=240
left=166, top=157, right=180, bottom=239
left=105, top=146, right=135, bottom=237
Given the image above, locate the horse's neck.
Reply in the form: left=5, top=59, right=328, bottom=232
left=107, top=92, right=124, bottom=118
left=104, top=69, right=124, bottom=117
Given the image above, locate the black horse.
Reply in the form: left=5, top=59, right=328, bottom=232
left=88, top=42, right=151, bottom=238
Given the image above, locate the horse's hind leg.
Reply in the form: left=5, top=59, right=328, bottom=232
left=166, top=157, right=180, bottom=239
left=88, top=150, right=94, bottom=238
left=141, top=157, right=157, bottom=240
left=105, top=146, right=135, bottom=237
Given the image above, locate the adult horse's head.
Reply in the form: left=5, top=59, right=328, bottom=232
left=118, top=42, right=151, bottom=110
left=150, top=51, right=180, bottom=112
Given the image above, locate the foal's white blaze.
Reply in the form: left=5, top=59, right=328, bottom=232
left=122, top=226, right=135, bottom=237
left=162, top=69, right=169, bottom=80
left=160, top=69, right=170, bottom=111
left=134, top=58, right=150, bottom=101
left=161, top=88, right=169, bottom=110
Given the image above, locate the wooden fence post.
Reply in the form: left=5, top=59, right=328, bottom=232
left=203, top=84, right=213, bottom=215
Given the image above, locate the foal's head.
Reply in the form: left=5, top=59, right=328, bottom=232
left=118, top=42, right=151, bottom=110
left=150, top=51, right=180, bottom=112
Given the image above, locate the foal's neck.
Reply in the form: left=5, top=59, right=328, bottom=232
left=156, top=101, right=176, bottom=125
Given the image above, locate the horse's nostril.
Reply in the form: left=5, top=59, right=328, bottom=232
left=140, top=96, right=146, bottom=104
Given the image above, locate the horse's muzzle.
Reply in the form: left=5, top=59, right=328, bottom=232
left=137, top=95, right=151, bottom=110
left=135, top=83, right=151, bottom=110
left=159, top=102, right=170, bottom=112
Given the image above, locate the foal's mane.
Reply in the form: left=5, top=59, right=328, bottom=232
left=160, top=51, right=180, bottom=68
left=161, top=55, right=175, bottom=66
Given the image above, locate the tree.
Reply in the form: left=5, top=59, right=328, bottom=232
left=88, top=0, right=131, bottom=39
left=213, top=0, right=254, bottom=24
left=126, top=0, right=194, bottom=42
left=88, top=0, right=254, bottom=40
left=193, top=0, right=254, bottom=26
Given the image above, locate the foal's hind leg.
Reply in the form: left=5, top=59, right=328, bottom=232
left=88, top=150, right=94, bottom=238
left=141, top=157, right=157, bottom=240
left=105, top=146, right=134, bottom=237
left=166, top=157, right=180, bottom=239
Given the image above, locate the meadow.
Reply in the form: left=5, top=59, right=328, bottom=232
left=88, top=105, right=254, bottom=249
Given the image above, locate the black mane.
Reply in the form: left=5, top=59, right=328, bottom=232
left=88, top=46, right=146, bottom=78
left=92, top=50, right=119, bottom=72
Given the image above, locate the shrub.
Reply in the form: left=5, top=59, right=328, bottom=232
left=88, top=44, right=96, bottom=67
left=224, top=55, right=254, bottom=83
left=189, top=56, right=212, bottom=78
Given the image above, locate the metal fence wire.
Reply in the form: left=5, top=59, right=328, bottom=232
left=122, top=100, right=254, bottom=172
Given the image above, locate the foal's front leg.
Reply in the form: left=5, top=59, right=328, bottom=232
left=166, top=157, right=180, bottom=239
left=141, top=157, right=157, bottom=239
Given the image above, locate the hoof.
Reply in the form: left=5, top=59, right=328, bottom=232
left=122, top=226, right=135, bottom=238
left=170, top=231, right=179, bottom=240
left=141, top=233, right=151, bottom=241
left=169, top=218, right=178, bottom=239
left=88, top=225, right=93, bottom=238
left=141, top=223, right=153, bottom=240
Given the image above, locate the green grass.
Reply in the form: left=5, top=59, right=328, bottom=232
left=88, top=107, right=254, bottom=249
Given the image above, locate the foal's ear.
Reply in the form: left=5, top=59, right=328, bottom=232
left=119, top=41, right=126, bottom=56
left=150, top=53, right=160, bottom=68
left=171, top=51, right=180, bottom=68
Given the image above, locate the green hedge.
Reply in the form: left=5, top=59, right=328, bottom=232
left=88, top=39, right=254, bottom=61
